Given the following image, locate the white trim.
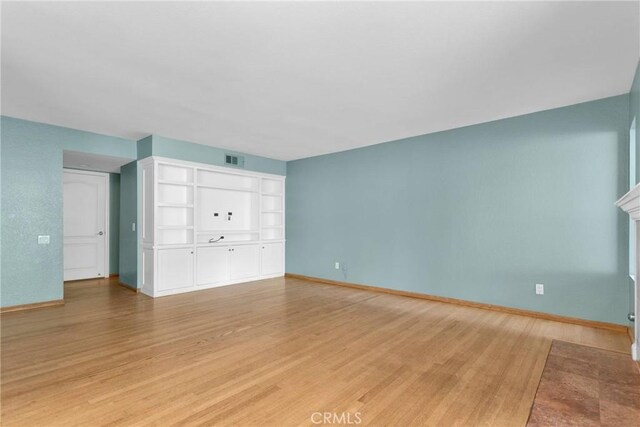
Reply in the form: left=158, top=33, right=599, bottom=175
left=63, top=168, right=110, bottom=279
left=615, top=182, right=640, bottom=221
left=617, top=183, right=640, bottom=360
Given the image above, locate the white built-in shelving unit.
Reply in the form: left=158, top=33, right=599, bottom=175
left=140, top=157, right=285, bottom=297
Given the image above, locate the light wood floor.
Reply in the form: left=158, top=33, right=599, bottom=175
left=1, top=276, right=631, bottom=426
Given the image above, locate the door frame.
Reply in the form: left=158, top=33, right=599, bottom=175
left=63, top=168, right=110, bottom=280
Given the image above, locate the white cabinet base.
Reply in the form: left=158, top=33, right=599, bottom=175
left=142, top=271, right=284, bottom=298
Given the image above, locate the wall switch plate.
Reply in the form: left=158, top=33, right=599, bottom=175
left=38, top=235, right=50, bottom=245
left=535, top=283, right=544, bottom=295
left=335, top=262, right=340, bottom=269
left=132, top=223, right=136, bottom=231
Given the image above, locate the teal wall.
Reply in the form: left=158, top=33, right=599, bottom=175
left=109, top=173, right=120, bottom=275
left=150, top=135, right=286, bottom=176
left=137, top=135, right=153, bottom=159
left=631, top=60, right=640, bottom=184
left=118, top=161, right=138, bottom=288
left=286, top=95, right=630, bottom=325
left=0, top=116, right=136, bottom=307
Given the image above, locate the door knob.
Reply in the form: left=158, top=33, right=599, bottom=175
left=629, top=312, right=636, bottom=322
left=97, top=231, right=104, bottom=236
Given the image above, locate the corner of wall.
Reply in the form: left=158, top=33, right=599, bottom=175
left=137, top=135, right=153, bottom=160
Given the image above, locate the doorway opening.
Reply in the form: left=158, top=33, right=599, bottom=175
left=63, top=169, right=110, bottom=280
left=62, top=151, right=131, bottom=289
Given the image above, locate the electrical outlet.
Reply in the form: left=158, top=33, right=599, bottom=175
left=37, top=235, right=50, bottom=245
left=535, top=283, right=544, bottom=295
left=335, top=262, right=340, bottom=270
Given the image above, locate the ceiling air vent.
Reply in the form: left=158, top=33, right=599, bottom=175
left=224, top=154, right=244, bottom=168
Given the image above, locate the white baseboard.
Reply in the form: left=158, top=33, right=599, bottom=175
left=632, top=342, right=638, bottom=361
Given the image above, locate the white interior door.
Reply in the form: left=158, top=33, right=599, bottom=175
left=63, top=170, right=108, bottom=281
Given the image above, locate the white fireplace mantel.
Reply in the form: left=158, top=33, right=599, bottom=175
left=616, top=183, right=640, bottom=221
left=616, top=182, right=640, bottom=361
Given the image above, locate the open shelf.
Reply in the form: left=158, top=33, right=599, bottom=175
left=158, top=203, right=193, bottom=208
left=158, top=164, right=193, bottom=184
left=262, top=227, right=284, bottom=241
left=158, top=180, right=193, bottom=186
left=261, top=212, right=283, bottom=227
left=197, top=231, right=259, bottom=244
left=158, top=183, right=194, bottom=205
left=156, top=228, right=193, bottom=245
left=262, top=178, right=283, bottom=195
left=197, top=183, right=258, bottom=193
left=261, top=194, right=283, bottom=212
left=198, top=229, right=259, bottom=234
left=198, top=169, right=259, bottom=192
left=153, top=243, right=194, bottom=249
left=157, top=206, right=193, bottom=228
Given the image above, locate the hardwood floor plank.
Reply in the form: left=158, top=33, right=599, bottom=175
left=1, top=276, right=631, bottom=426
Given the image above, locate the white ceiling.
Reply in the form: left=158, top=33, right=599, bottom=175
left=63, top=150, right=133, bottom=174
left=2, top=2, right=639, bottom=161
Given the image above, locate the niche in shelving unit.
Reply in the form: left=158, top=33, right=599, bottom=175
left=262, top=178, right=283, bottom=195
left=197, top=231, right=260, bottom=244
left=262, top=227, right=284, bottom=241
left=154, top=163, right=195, bottom=246
left=157, top=206, right=194, bottom=227
left=261, top=212, right=283, bottom=227
left=261, top=195, right=282, bottom=212
left=198, top=169, right=259, bottom=191
left=156, top=228, right=193, bottom=245
left=260, top=177, right=284, bottom=242
left=197, top=188, right=259, bottom=231
left=158, top=163, right=194, bottom=183
left=158, top=183, right=193, bottom=206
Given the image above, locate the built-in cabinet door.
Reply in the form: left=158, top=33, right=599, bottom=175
left=197, top=246, right=229, bottom=285
left=157, top=248, right=194, bottom=291
left=261, top=243, right=284, bottom=275
left=229, top=245, right=260, bottom=280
